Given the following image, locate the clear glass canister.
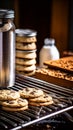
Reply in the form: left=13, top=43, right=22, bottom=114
left=0, top=9, right=15, bottom=88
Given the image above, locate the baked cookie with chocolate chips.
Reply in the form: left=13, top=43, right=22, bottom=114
left=16, top=42, right=36, bottom=51
left=0, top=90, right=20, bottom=100
left=29, top=100, right=53, bottom=106
left=2, top=105, right=28, bottom=112
left=29, top=93, right=53, bottom=102
left=19, top=87, right=44, bottom=98
left=1, top=98, right=28, bottom=108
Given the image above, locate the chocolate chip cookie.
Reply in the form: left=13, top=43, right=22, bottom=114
left=0, top=90, right=20, bottom=100
left=29, top=93, right=53, bottom=102
left=2, top=105, right=28, bottom=111
left=1, top=98, right=28, bottom=108
left=29, top=100, right=53, bottom=106
left=19, top=87, right=44, bottom=98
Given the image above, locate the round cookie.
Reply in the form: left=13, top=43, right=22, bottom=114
left=19, top=87, right=44, bottom=98
left=16, top=58, right=36, bottom=65
left=0, top=90, right=20, bottom=101
left=2, top=105, right=28, bottom=112
left=16, top=64, right=36, bottom=71
left=16, top=70, right=36, bottom=76
left=16, top=50, right=37, bottom=59
left=16, top=42, right=36, bottom=51
left=1, top=98, right=28, bottom=107
left=29, top=100, right=53, bottom=106
left=29, top=93, right=53, bottom=102
left=16, top=36, right=37, bottom=43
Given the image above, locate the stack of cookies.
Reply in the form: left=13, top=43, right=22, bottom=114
left=19, top=87, right=53, bottom=106
left=15, top=29, right=37, bottom=76
left=0, top=89, right=28, bottom=111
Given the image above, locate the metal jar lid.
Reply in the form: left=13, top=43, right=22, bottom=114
left=15, top=29, right=37, bottom=37
left=0, top=9, right=14, bottom=18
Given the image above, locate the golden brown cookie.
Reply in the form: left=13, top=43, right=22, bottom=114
left=29, top=100, right=53, bottom=106
left=16, top=70, right=36, bottom=76
left=16, top=64, right=36, bottom=72
left=19, top=87, right=44, bottom=98
left=1, top=98, right=28, bottom=108
left=16, top=58, right=36, bottom=65
left=0, top=90, right=20, bottom=101
left=16, top=42, right=36, bottom=51
left=16, top=36, right=37, bottom=43
left=16, top=50, right=37, bottom=59
left=29, top=93, right=53, bottom=102
left=2, top=105, right=28, bottom=111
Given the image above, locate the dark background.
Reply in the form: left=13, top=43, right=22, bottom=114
left=18, top=0, right=52, bottom=63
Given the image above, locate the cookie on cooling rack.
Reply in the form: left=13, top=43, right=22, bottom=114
left=19, top=87, right=44, bottom=98
left=2, top=105, right=28, bottom=112
left=29, top=93, right=53, bottom=106
left=0, top=89, right=20, bottom=101
left=29, top=100, right=53, bottom=106
left=1, top=98, right=28, bottom=108
left=29, top=93, right=53, bottom=102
